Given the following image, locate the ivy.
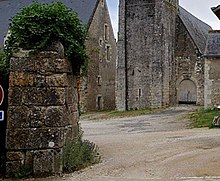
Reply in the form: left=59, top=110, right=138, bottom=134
left=4, top=1, right=88, bottom=75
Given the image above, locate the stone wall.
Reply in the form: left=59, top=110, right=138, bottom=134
left=117, top=0, right=178, bottom=110
left=6, top=46, right=79, bottom=177
left=175, top=16, right=205, bottom=105
left=204, top=58, right=220, bottom=108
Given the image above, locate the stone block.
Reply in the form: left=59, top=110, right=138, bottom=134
left=25, top=151, right=34, bottom=173
left=68, top=111, right=79, bottom=126
left=53, top=149, right=63, bottom=173
left=6, top=161, right=21, bottom=178
left=52, top=58, right=72, bottom=73
left=7, top=106, right=30, bottom=128
left=6, top=129, right=29, bottom=150
left=34, top=75, right=47, bottom=87
left=22, top=88, right=65, bottom=106
left=35, top=57, right=72, bottom=74
left=8, top=87, right=23, bottom=106
left=28, top=106, right=46, bottom=128
left=45, top=106, right=67, bottom=127
left=46, top=73, right=68, bottom=87
left=7, top=151, right=24, bottom=161
left=65, top=87, right=78, bottom=106
left=33, top=150, right=54, bottom=176
left=9, top=72, right=34, bottom=87
left=10, top=56, right=35, bottom=72
left=6, top=128, right=64, bottom=150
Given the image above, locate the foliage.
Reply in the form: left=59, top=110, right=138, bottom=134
left=189, top=108, right=220, bottom=128
left=0, top=49, right=8, bottom=74
left=63, top=128, right=100, bottom=172
left=4, top=1, right=88, bottom=75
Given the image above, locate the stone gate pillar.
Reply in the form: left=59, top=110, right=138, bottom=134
left=6, top=44, right=79, bottom=177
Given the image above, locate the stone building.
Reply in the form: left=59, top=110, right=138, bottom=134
left=117, top=0, right=211, bottom=110
left=0, top=0, right=117, bottom=112
left=204, top=6, right=220, bottom=108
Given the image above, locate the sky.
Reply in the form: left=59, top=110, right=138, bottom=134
left=106, top=0, right=220, bottom=38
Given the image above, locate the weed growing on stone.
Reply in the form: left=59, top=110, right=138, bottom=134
left=189, top=108, right=220, bottom=128
left=63, top=130, right=100, bottom=172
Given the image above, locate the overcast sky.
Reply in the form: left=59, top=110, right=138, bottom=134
left=106, top=0, right=220, bottom=38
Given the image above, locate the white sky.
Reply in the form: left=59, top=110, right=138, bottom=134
left=107, top=0, right=220, bottom=38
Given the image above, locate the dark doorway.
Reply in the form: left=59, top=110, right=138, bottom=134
left=97, top=96, right=102, bottom=110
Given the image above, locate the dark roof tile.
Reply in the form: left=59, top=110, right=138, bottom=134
left=178, top=6, right=212, bottom=54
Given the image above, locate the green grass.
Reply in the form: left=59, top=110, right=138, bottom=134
left=82, top=108, right=162, bottom=121
left=189, top=108, right=220, bottom=128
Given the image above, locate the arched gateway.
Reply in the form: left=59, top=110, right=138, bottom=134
left=178, top=79, right=197, bottom=104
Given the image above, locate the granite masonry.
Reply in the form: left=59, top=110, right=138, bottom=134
left=6, top=43, right=79, bottom=177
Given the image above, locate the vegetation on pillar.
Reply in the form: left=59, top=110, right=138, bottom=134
left=4, top=1, right=88, bottom=75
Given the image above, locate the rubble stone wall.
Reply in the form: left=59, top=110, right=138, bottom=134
left=6, top=47, right=79, bottom=177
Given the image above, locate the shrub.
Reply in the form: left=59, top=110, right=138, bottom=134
left=4, top=1, right=88, bottom=75
left=63, top=130, right=100, bottom=172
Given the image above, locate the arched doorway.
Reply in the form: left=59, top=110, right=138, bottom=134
left=178, top=79, right=197, bottom=104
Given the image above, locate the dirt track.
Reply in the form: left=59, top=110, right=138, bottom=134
left=32, top=106, right=220, bottom=181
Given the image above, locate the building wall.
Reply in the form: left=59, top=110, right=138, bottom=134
left=175, top=16, right=205, bottom=105
left=117, top=0, right=178, bottom=110
left=80, top=0, right=117, bottom=112
left=204, top=58, right=220, bottom=108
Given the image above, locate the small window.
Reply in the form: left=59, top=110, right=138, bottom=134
left=101, top=0, right=104, bottom=7
left=104, top=24, right=109, bottom=41
left=138, top=89, right=142, bottom=97
left=99, top=38, right=103, bottom=46
left=97, top=96, right=103, bottom=110
left=97, top=75, right=101, bottom=86
left=106, top=45, right=111, bottom=61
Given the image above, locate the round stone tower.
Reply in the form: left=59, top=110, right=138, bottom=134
left=116, top=0, right=179, bottom=110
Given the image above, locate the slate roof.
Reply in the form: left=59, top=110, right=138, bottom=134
left=204, top=30, right=220, bottom=57
left=0, top=0, right=98, bottom=46
left=178, top=6, right=212, bottom=54
left=211, top=5, right=220, bottom=19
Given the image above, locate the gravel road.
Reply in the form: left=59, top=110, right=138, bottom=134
left=31, top=106, right=220, bottom=181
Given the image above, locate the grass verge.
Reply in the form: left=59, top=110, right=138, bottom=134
left=82, top=108, right=162, bottom=121
left=189, top=108, right=220, bottom=128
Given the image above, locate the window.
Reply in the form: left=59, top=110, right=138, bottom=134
left=104, top=24, right=109, bottom=41
left=101, top=0, right=104, bottom=7
left=97, top=75, right=102, bottom=86
left=138, top=89, right=142, bottom=97
left=97, top=96, right=103, bottom=110
left=106, top=45, right=111, bottom=61
left=99, top=38, right=103, bottom=46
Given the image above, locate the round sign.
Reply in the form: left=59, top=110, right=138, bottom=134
left=0, top=85, right=4, bottom=106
